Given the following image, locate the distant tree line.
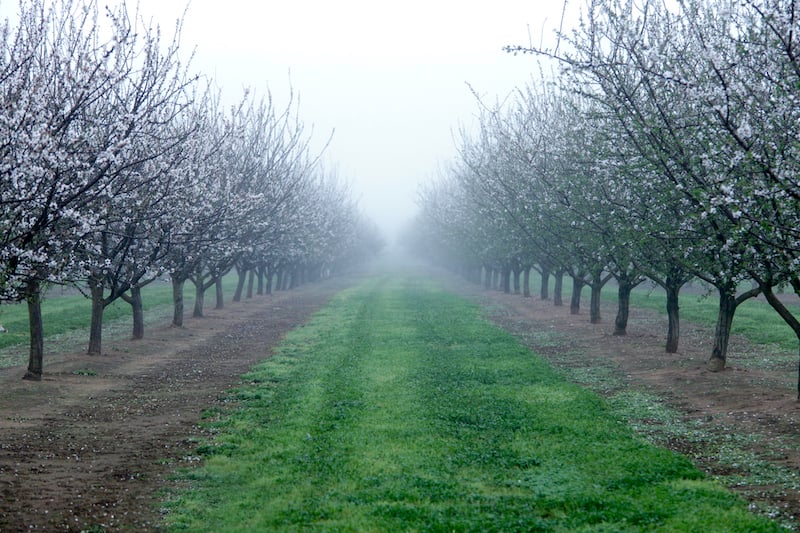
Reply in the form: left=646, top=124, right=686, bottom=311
left=411, top=0, right=800, bottom=395
left=0, top=0, right=384, bottom=379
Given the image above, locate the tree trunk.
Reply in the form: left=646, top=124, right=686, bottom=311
left=483, top=266, right=491, bottom=289
left=276, top=270, right=284, bottom=291
left=513, top=269, right=521, bottom=294
left=130, top=286, right=144, bottom=339
left=708, top=289, right=737, bottom=371
left=523, top=268, right=531, bottom=297
left=760, top=284, right=800, bottom=400
left=171, top=275, right=186, bottom=327
left=589, top=283, right=602, bottom=324
left=193, top=278, right=205, bottom=318
left=247, top=269, right=255, bottom=298
left=502, top=267, right=511, bottom=294
left=614, top=281, right=634, bottom=336
left=570, top=276, right=584, bottom=315
left=23, top=279, right=44, bottom=381
left=553, top=270, right=564, bottom=306
left=256, top=265, right=265, bottom=295
left=761, top=280, right=800, bottom=399
left=233, top=265, right=247, bottom=302
left=540, top=264, right=551, bottom=300
left=215, top=277, right=224, bottom=309
left=87, top=278, right=105, bottom=355
left=265, top=267, right=274, bottom=295
left=665, top=277, right=682, bottom=353
left=708, top=285, right=761, bottom=371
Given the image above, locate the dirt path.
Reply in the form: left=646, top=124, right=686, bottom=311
left=0, top=276, right=357, bottom=532
left=2, top=269, right=800, bottom=531
left=441, top=275, right=800, bottom=528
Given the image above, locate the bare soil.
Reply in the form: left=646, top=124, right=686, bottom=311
left=0, top=276, right=356, bottom=532
left=1, top=270, right=799, bottom=531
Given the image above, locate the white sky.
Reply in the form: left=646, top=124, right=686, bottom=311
left=12, top=0, right=579, bottom=242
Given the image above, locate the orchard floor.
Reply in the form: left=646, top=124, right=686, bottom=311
left=446, top=275, right=800, bottom=528
left=0, top=275, right=358, bottom=532
left=1, top=268, right=799, bottom=531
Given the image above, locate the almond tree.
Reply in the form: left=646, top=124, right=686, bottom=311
left=163, top=94, right=245, bottom=327
left=0, top=0, right=194, bottom=378
left=227, top=90, right=319, bottom=303
left=452, top=100, right=554, bottom=295
left=675, top=0, right=800, bottom=391
left=415, top=174, right=498, bottom=278
left=507, top=0, right=768, bottom=368
left=74, top=8, right=198, bottom=355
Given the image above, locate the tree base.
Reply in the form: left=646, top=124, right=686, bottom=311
left=706, top=357, right=726, bottom=372
left=22, top=371, right=41, bottom=381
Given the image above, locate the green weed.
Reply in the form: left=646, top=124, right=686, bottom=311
left=163, top=275, right=780, bottom=532
left=0, top=275, right=240, bottom=368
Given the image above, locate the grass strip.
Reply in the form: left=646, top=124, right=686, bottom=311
left=0, top=281, right=195, bottom=353
left=164, top=274, right=781, bottom=532
left=0, top=275, right=246, bottom=368
left=527, top=270, right=800, bottom=361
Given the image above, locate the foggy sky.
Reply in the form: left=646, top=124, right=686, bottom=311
left=9, top=0, right=576, bottom=243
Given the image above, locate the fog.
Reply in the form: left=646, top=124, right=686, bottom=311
left=6, top=0, right=575, bottom=243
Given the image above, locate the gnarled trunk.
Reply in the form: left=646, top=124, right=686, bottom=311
left=215, top=277, right=224, bottom=309
left=708, top=285, right=761, bottom=371
left=523, top=268, right=531, bottom=297
left=256, top=265, right=265, bottom=295
left=171, top=275, right=186, bottom=327
left=265, top=266, right=274, bottom=295
left=614, top=281, right=633, bottom=336
left=233, top=264, right=247, bottom=302
left=193, top=279, right=205, bottom=318
left=570, top=276, right=584, bottom=315
left=553, top=270, right=564, bottom=306
left=23, top=279, right=44, bottom=381
left=665, top=277, right=682, bottom=353
left=762, top=279, right=800, bottom=398
left=540, top=264, right=551, bottom=300
left=120, top=286, right=145, bottom=339
left=589, top=283, right=602, bottom=324
left=130, top=286, right=144, bottom=339
left=589, top=271, right=613, bottom=324
left=708, top=290, right=736, bottom=371
left=247, top=269, right=255, bottom=298
left=87, top=277, right=105, bottom=355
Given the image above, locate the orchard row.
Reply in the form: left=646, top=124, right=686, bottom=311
left=0, top=1, right=383, bottom=379
left=413, top=0, right=800, bottom=392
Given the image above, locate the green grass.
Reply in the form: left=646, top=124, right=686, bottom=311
left=525, top=270, right=800, bottom=354
left=0, top=275, right=240, bottom=368
left=164, top=275, right=780, bottom=532
left=628, top=288, right=800, bottom=352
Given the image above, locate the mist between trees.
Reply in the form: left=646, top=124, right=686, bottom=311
left=0, top=0, right=384, bottom=380
left=408, top=0, right=800, bottom=397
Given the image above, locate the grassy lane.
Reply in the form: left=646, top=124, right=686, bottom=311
left=165, top=275, right=780, bottom=532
